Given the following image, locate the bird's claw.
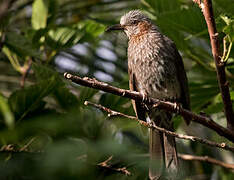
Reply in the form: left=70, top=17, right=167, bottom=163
left=142, top=93, right=148, bottom=103
left=173, top=102, right=181, bottom=114
left=141, top=93, right=150, bottom=111
left=148, top=121, right=155, bottom=127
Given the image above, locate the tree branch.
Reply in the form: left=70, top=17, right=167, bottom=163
left=64, top=73, right=234, bottom=142
left=193, top=0, right=234, bottom=130
left=135, top=153, right=234, bottom=170
left=84, top=100, right=234, bottom=152
left=178, top=154, right=234, bottom=170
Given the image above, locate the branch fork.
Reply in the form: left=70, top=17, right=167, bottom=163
left=64, top=73, right=234, bottom=142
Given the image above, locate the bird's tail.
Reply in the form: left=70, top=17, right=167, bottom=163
left=149, top=113, right=178, bottom=180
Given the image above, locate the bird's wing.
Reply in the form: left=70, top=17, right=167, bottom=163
left=162, top=36, right=190, bottom=124
left=174, top=47, right=191, bottom=124
left=129, top=69, right=146, bottom=121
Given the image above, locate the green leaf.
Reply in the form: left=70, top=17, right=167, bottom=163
left=4, top=32, right=39, bottom=58
left=214, top=0, right=234, bottom=16
left=77, top=20, right=105, bottom=42
left=99, top=93, right=131, bottom=114
left=2, top=46, right=22, bottom=73
left=79, top=87, right=98, bottom=105
left=32, top=63, right=61, bottom=82
left=230, top=91, right=234, bottom=101
left=190, top=81, right=219, bottom=111
left=143, top=0, right=207, bottom=51
left=46, top=27, right=84, bottom=49
left=32, top=0, right=49, bottom=30
left=155, top=9, right=207, bottom=48
left=8, top=76, right=59, bottom=120
left=0, top=93, right=15, bottom=129
left=47, top=0, right=58, bottom=26
left=33, top=63, right=80, bottom=110
left=188, top=64, right=219, bottom=111
left=221, top=15, right=234, bottom=41
left=83, top=20, right=105, bottom=37
left=143, top=0, right=180, bottom=15
left=53, top=86, right=80, bottom=110
left=204, top=102, right=223, bottom=114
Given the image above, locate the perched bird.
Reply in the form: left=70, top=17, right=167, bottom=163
left=106, top=10, right=190, bottom=179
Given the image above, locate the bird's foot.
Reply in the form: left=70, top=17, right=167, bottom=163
left=148, top=121, right=156, bottom=128
left=141, top=93, right=151, bottom=111
left=173, top=102, right=181, bottom=114
left=142, top=92, right=148, bottom=103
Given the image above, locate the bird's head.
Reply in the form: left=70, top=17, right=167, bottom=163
left=106, top=10, right=154, bottom=38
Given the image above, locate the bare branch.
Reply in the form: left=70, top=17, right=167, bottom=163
left=64, top=73, right=234, bottom=142
left=84, top=101, right=136, bottom=120
left=19, top=136, right=37, bottom=152
left=178, top=154, right=234, bottom=170
left=193, top=0, right=234, bottom=130
left=84, top=101, right=234, bottom=152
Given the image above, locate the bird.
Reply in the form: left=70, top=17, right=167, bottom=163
left=106, top=10, right=190, bottom=180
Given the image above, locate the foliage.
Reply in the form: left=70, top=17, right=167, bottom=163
left=0, top=0, right=233, bottom=179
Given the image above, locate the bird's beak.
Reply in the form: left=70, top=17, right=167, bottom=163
left=105, top=24, right=124, bottom=32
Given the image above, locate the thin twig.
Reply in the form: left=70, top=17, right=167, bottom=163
left=64, top=73, right=234, bottom=142
left=84, top=101, right=234, bottom=152
left=84, top=101, right=136, bottom=119
left=178, top=154, right=234, bottom=170
left=97, top=156, right=131, bottom=176
left=19, top=136, right=37, bottom=152
left=20, top=58, right=32, bottom=88
left=194, top=0, right=234, bottom=130
left=221, top=36, right=228, bottom=62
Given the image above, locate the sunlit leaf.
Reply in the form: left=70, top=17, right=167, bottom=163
left=47, top=27, right=84, bottom=49
left=221, top=15, right=234, bottom=41
left=83, top=20, right=106, bottom=37
left=78, top=20, right=105, bottom=42
left=32, top=0, right=49, bottom=30
left=2, top=46, right=22, bottom=73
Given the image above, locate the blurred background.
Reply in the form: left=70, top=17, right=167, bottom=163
left=0, top=0, right=233, bottom=179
